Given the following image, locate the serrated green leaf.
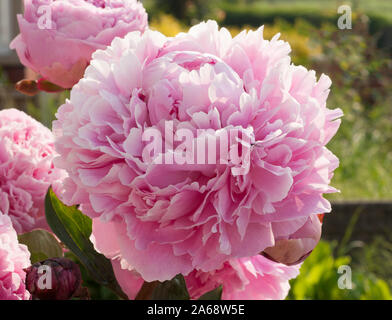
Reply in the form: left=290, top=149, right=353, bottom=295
left=18, top=229, right=63, bottom=264
left=45, top=188, right=127, bottom=299
left=150, top=274, right=190, bottom=300
left=198, top=285, right=223, bottom=300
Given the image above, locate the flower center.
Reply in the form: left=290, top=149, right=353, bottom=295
left=142, top=50, right=245, bottom=125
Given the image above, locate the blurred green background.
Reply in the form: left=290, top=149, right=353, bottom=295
left=1, top=0, right=392, bottom=300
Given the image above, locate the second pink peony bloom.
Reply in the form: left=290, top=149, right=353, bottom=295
left=0, top=109, right=66, bottom=233
left=10, top=0, right=148, bottom=89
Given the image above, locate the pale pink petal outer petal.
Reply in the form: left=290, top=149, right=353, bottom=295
left=111, top=259, right=144, bottom=300
left=185, top=255, right=300, bottom=300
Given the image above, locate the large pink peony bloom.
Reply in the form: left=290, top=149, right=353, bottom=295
left=0, top=213, right=31, bottom=300
left=10, top=0, right=148, bottom=89
left=0, top=109, right=65, bottom=233
left=54, top=21, right=342, bottom=282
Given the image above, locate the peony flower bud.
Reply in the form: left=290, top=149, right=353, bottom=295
left=262, top=215, right=322, bottom=266
left=25, top=258, right=83, bottom=300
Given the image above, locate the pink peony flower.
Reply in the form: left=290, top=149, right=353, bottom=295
left=0, top=212, right=31, bottom=300
left=10, top=0, right=148, bottom=89
left=0, top=109, right=66, bottom=234
left=186, top=255, right=300, bottom=300
left=112, top=248, right=299, bottom=300
left=54, top=21, right=342, bottom=282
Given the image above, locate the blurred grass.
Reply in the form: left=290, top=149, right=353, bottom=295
left=290, top=210, right=392, bottom=300
left=288, top=240, right=392, bottom=300
left=231, top=0, right=392, bottom=13
left=313, top=18, right=392, bottom=200
left=220, top=0, right=392, bottom=21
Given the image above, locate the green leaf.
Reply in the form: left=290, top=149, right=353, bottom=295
left=18, top=229, right=63, bottom=264
left=150, top=275, right=190, bottom=300
left=198, top=286, right=223, bottom=300
left=45, top=188, right=127, bottom=299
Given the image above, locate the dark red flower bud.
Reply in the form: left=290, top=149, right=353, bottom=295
left=25, top=258, right=83, bottom=300
left=261, top=214, right=322, bottom=265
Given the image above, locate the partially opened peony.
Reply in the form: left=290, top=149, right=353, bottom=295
left=262, top=214, right=322, bottom=265
left=10, top=0, right=148, bottom=89
left=54, top=21, right=342, bottom=282
left=0, top=212, right=31, bottom=300
left=0, top=109, right=65, bottom=233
